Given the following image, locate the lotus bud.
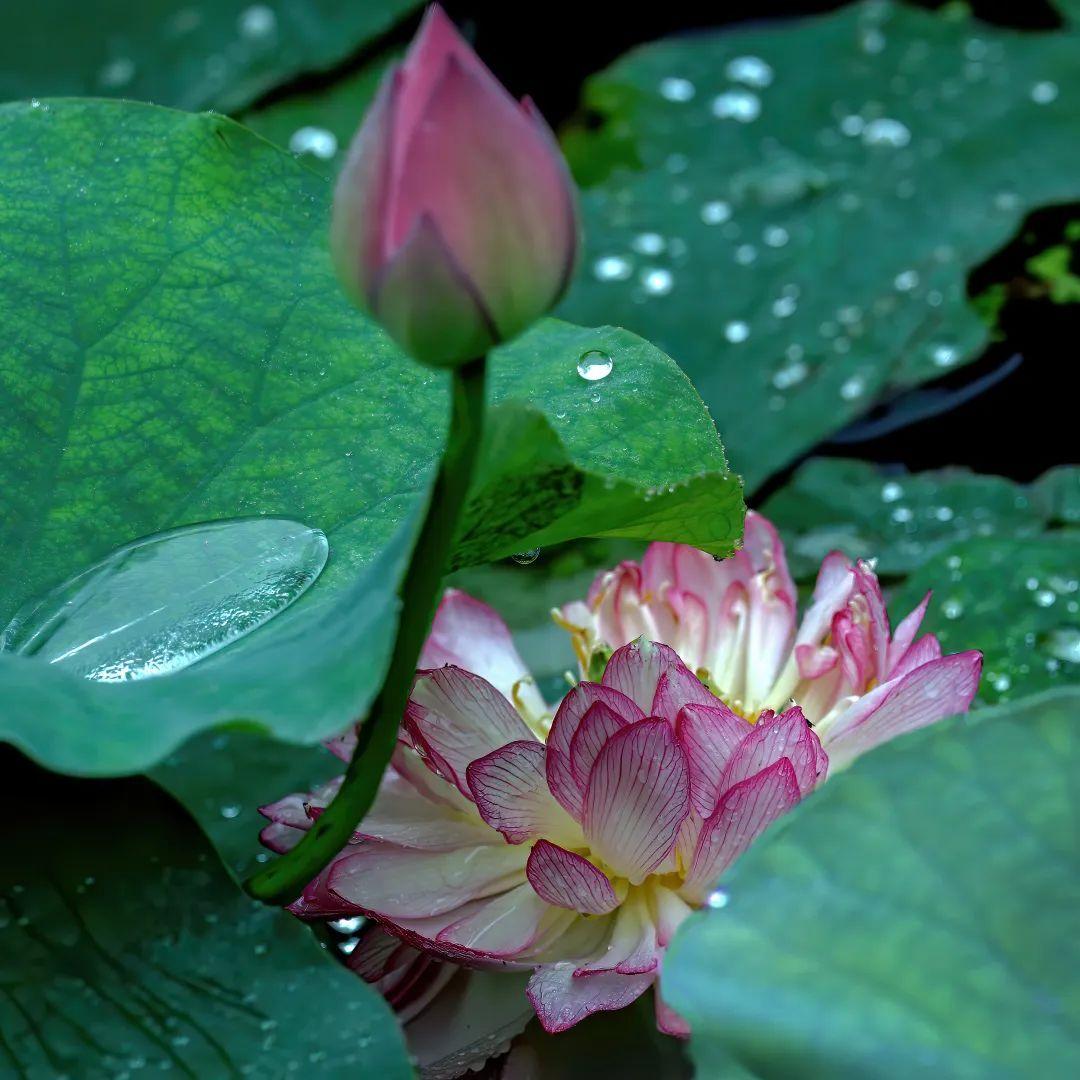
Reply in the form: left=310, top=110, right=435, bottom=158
left=331, top=4, right=580, bottom=367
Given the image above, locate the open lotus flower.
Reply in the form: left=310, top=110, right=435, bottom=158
left=332, top=4, right=578, bottom=366
left=560, top=511, right=983, bottom=771
left=260, top=515, right=981, bottom=1065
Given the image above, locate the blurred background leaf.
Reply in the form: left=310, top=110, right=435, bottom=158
left=557, top=1, right=1080, bottom=492
left=664, top=688, right=1080, bottom=1079
left=0, top=747, right=412, bottom=1078
left=0, top=0, right=419, bottom=113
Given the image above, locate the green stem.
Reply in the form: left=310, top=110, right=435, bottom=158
left=246, top=356, right=487, bottom=906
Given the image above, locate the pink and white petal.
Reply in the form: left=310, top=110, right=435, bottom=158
left=360, top=772, right=496, bottom=850
left=889, top=633, right=943, bottom=681
left=391, top=742, right=476, bottom=813
left=655, top=990, right=692, bottom=1038
left=743, top=512, right=797, bottom=601
left=795, top=551, right=856, bottom=647
left=408, top=665, right=537, bottom=796
left=569, top=701, right=629, bottom=790
left=328, top=841, right=529, bottom=919
left=796, top=642, right=840, bottom=680
left=821, top=651, right=982, bottom=771
left=649, top=883, right=695, bottom=948
left=676, top=702, right=754, bottom=815
left=583, top=720, right=691, bottom=884
left=575, top=895, right=658, bottom=977
left=601, top=639, right=683, bottom=714
left=467, top=741, right=580, bottom=846
left=682, top=758, right=802, bottom=903
left=886, top=590, right=932, bottom=675
left=720, top=705, right=826, bottom=797
left=437, top=882, right=571, bottom=959
left=651, top=659, right=718, bottom=724
left=546, top=682, right=643, bottom=820
left=420, top=588, right=545, bottom=718
left=527, top=962, right=655, bottom=1034
left=526, top=840, right=619, bottom=915
left=325, top=726, right=357, bottom=763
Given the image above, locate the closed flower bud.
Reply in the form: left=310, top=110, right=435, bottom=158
left=331, top=4, right=579, bottom=367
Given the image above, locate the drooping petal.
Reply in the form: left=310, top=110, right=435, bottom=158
left=583, top=719, right=691, bottom=884
left=526, top=962, right=655, bottom=1034
left=655, top=990, right=692, bottom=1038
left=682, top=758, right=801, bottom=903
left=719, top=705, right=827, bottom=798
left=407, top=665, right=537, bottom=797
left=676, top=701, right=753, bottom=816
left=467, top=741, right=579, bottom=846
left=420, top=588, right=545, bottom=721
left=601, top=638, right=684, bottom=714
left=328, top=841, right=528, bottom=919
left=820, top=651, right=982, bottom=770
left=568, top=701, right=628, bottom=789
left=526, top=840, right=619, bottom=916
left=348, top=926, right=458, bottom=1023
left=546, top=682, right=643, bottom=819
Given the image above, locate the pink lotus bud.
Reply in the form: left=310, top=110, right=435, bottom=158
left=331, top=4, right=579, bottom=367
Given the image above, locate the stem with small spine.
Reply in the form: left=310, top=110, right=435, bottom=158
left=245, top=355, right=486, bottom=905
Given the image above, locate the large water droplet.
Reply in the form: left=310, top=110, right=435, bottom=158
left=511, top=549, right=540, bottom=566
left=1, top=518, right=329, bottom=682
left=576, top=350, right=613, bottom=381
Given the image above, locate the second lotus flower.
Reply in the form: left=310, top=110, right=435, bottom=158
left=262, top=513, right=981, bottom=1050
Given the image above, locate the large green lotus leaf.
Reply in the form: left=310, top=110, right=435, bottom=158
left=0, top=749, right=411, bottom=1078
left=664, top=688, right=1080, bottom=1079
left=760, top=457, right=1068, bottom=578
left=890, top=532, right=1080, bottom=706
left=559, top=1, right=1080, bottom=491
left=0, top=99, right=742, bottom=777
left=0, top=1, right=418, bottom=113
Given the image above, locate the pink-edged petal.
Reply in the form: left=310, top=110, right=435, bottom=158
left=437, top=882, right=571, bottom=958
left=796, top=642, right=840, bottom=680
left=546, top=682, right=643, bottom=820
left=526, top=963, right=655, bottom=1034
left=526, top=839, right=619, bottom=916
left=569, top=701, right=628, bottom=789
left=720, top=705, right=826, bottom=798
left=328, top=841, right=528, bottom=919
left=348, top=927, right=457, bottom=1023
left=682, top=758, right=802, bottom=903
left=258, top=777, right=342, bottom=853
left=889, top=633, right=943, bottom=680
left=887, top=590, right=932, bottom=674
left=467, top=741, right=578, bottom=846
left=651, top=658, right=718, bottom=723
left=655, top=990, right=692, bottom=1038
left=795, top=550, right=855, bottom=647
left=420, top=588, right=545, bottom=718
left=583, top=719, right=691, bottom=884
left=574, top=897, right=658, bottom=976
left=325, top=726, right=357, bottom=762
left=676, top=701, right=754, bottom=815
left=359, top=772, right=497, bottom=850
left=407, top=665, right=537, bottom=797
left=391, top=742, right=476, bottom=813
left=821, top=651, right=982, bottom=770
left=601, top=638, right=683, bottom=714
